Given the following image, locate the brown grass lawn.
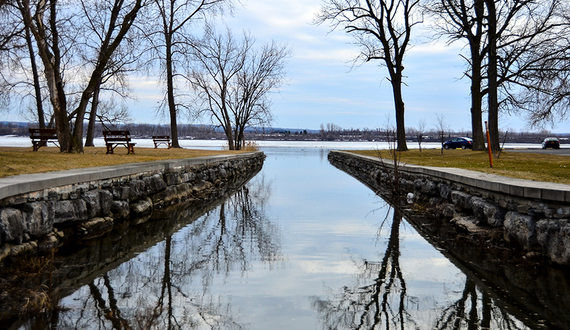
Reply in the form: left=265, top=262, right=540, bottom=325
left=350, top=149, right=570, bottom=185
left=0, top=146, right=249, bottom=178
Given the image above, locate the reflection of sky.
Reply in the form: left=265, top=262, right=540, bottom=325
left=52, top=145, right=529, bottom=329
left=199, top=147, right=467, bottom=329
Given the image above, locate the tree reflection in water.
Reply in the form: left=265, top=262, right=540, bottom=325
left=311, top=206, right=532, bottom=330
left=49, top=175, right=280, bottom=330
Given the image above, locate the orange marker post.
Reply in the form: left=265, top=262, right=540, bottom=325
left=485, top=121, right=493, bottom=168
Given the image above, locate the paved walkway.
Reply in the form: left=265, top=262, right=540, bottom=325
left=332, top=150, right=570, bottom=203
left=0, top=152, right=259, bottom=200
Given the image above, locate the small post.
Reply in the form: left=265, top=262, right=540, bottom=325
left=485, top=121, right=493, bottom=168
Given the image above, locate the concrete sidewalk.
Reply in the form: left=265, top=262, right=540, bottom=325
left=0, top=152, right=260, bottom=201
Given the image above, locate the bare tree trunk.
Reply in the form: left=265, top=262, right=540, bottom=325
left=470, top=0, right=486, bottom=151
left=486, top=0, right=500, bottom=152
left=85, top=82, right=100, bottom=147
left=165, top=38, right=181, bottom=148
left=24, top=22, right=45, bottom=128
left=470, top=63, right=485, bottom=151
left=392, top=75, right=408, bottom=151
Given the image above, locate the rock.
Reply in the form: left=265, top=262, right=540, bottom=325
left=451, top=215, right=482, bottom=233
left=38, top=233, right=59, bottom=254
left=83, top=190, right=101, bottom=218
left=130, top=197, right=153, bottom=220
left=53, top=199, right=88, bottom=224
left=113, top=186, right=130, bottom=200
left=471, top=197, right=506, bottom=227
left=438, top=183, right=451, bottom=200
left=504, top=211, right=538, bottom=251
left=451, top=191, right=473, bottom=211
left=144, top=174, right=167, bottom=195
left=536, top=219, right=570, bottom=265
left=128, top=179, right=147, bottom=200
left=9, top=241, right=37, bottom=257
left=0, top=208, right=24, bottom=245
left=78, top=217, right=114, bottom=241
left=111, top=200, right=130, bottom=219
left=22, top=202, right=53, bottom=238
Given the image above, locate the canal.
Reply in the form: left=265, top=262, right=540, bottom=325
left=14, top=144, right=570, bottom=329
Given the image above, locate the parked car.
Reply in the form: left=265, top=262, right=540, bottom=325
left=542, top=137, right=560, bottom=149
left=443, top=137, right=473, bottom=149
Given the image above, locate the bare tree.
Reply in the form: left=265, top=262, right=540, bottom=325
left=417, top=118, right=426, bottom=151
left=0, top=2, right=47, bottom=124
left=316, top=0, right=422, bottom=151
left=189, top=28, right=288, bottom=150
left=493, top=1, right=570, bottom=130
left=435, top=113, right=447, bottom=155
left=77, top=0, right=141, bottom=147
left=14, top=0, right=144, bottom=153
left=15, top=0, right=74, bottom=151
left=228, top=40, right=290, bottom=149
left=425, top=0, right=486, bottom=151
left=426, top=0, right=570, bottom=151
left=143, top=0, right=232, bottom=149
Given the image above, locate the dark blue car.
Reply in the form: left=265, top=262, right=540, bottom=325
left=443, top=137, right=473, bottom=149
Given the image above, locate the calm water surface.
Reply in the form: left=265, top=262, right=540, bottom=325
left=37, top=146, right=547, bottom=329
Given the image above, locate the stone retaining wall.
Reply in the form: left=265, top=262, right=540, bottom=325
left=328, top=150, right=570, bottom=266
left=0, top=152, right=265, bottom=264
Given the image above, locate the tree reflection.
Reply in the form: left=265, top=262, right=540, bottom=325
left=34, top=175, right=280, bottom=330
left=312, top=206, right=533, bottom=330
left=312, top=208, right=414, bottom=329
left=436, top=279, right=528, bottom=330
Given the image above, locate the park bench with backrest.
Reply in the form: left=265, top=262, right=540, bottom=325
left=103, top=130, right=135, bottom=154
left=152, top=135, right=171, bottom=149
left=29, top=128, right=59, bottom=151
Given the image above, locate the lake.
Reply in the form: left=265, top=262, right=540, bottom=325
left=6, top=140, right=567, bottom=329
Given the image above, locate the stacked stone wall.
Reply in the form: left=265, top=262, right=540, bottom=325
left=328, top=150, right=570, bottom=266
left=0, top=152, right=265, bottom=263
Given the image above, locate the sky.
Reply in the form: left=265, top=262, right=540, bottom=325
left=4, top=0, right=567, bottom=134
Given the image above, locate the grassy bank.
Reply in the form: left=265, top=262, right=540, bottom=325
left=0, top=147, right=248, bottom=178
left=350, top=149, right=570, bottom=185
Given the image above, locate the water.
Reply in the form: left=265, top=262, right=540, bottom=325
left=8, top=142, right=567, bottom=329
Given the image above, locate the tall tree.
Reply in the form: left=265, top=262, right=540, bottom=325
left=146, top=0, right=231, bottom=149
left=188, top=28, right=288, bottom=150
left=16, top=0, right=73, bottom=151
left=228, top=40, right=290, bottom=149
left=492, top=0, right=570, bottom=133
left=316, top=0, right=422, bottom=151
left=78, top=0, right=141, bottom=147
left=427, top=0, right=569, bottom=151
left=69, top=0, right=144, bottom=153
left=425, top=0, right=486, bottom=151
left=15, top=0, right=144, bottom=153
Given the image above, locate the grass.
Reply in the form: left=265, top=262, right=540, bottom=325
left=350, top=149, right=570, bottom=185
left=0, top=146, right=251, bottom=178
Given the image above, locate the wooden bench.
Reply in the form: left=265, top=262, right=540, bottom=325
left=152, top=135, right=171, bottom=149
left=29, top=128, right=59, bottom=151
left=103, top=130, right=135, bottom=154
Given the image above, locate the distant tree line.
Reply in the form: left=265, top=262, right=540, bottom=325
left=1, top=121, right=560, bottom=145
